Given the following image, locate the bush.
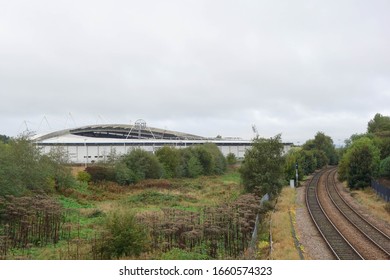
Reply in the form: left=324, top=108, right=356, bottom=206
left=0, top=137, right=75, bottom=196
left=177, top=144, right=227, bottom=178
left=202, top=143, right=227, bottom=175
left=77, top=170, right=92, bottom=183
left=97, top=211, right=149, bottom=259
left=120, top=149, right=162, bottom=182
left=155, top=146, right=180, bottom=178
left=115, top=162, right=137, bottom=185
left=85, top=165, right=116, bottom=182
left=226, top=153, right=237, bottom=165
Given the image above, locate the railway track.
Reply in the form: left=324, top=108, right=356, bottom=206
left=325, top=168, right=390, bottom=258
left=306, top=169, right=363, bottom=259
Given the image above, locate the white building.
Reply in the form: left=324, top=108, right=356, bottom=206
left=32, top=121, right=292, bottom=164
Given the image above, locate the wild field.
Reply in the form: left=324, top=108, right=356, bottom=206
left=0, top=167, right=267, bottom=260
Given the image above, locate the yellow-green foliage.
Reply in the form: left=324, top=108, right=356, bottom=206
left=269, top=187, right=301, bottom=260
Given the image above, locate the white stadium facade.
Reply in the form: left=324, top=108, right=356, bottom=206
left=32, top=120, right=293, bottom=165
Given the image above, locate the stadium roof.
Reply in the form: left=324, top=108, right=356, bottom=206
left=33, top=122, right=207, bottom=142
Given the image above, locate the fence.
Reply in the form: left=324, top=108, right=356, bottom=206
left=371, top=180, right=390, bottom=202
left=248, top=193, right=269, bottom=257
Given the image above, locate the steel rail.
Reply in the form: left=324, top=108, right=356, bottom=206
left=305, top=168, right=363, bottom=260
left=325, top=168, right=390, bottom=258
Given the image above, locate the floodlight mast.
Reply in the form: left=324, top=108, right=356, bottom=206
left=251, top=124, right=259, bottom=138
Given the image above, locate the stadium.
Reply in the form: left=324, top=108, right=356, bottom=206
left=32, top=120, right=292, bottom=165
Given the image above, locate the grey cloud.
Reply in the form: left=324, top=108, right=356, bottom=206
left=1, top=0, right=390, bottom=144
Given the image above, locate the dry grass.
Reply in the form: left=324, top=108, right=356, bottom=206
left=269, top=187, right=302, bottom=260
left=350, top=187, right=390, bottom=224
left=70, top=165, right=85, bottom=176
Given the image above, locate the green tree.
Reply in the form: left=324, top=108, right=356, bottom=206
left=298, top=150, right=317, bottom=175
left=0, top=134, right=10, bottom=144
left=239, top=134, right=285, bottom=196
left=284, top=149, right=304, bottom=183
left=0, top=137, right=74, bottom=196
left=202, top=143, right=227, bottom=175
left=338, top=137, right=380, bottom=189
left=120, top=149, right=162, bottom=182
left=367, top=113, right=390, bottom=136
left=115, top=162, right=137, bottom=185
left=178, top=148, right=203, bottom=178
left=302, top=132, right=338, bottom=166
left=192, top=146, right=214, bottom=175
left=155, top=146, right=181, bottom=178
left=314, top=132, right=338, bottom=165
left=379, top=156, right=390, bottom=179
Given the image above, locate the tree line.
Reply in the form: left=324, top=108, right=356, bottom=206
left=338, top=113, right=390, bottom=189
left=239, top=132, right=339, bottom=197
left=84, top=143, right=228, bottom=185
left=0, top=136, right=75, bottom=197
left=240, top=112, right=390, bottom=195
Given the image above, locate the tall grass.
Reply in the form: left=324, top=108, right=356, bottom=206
left=269, top=187, right=303, bottom=260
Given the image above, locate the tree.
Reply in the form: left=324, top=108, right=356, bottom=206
left=284, top=149, right=304, bottom=183
left=155, top=146, right=181, bottom=178
left=202, top=143, right=227, bottom=175
left=0, top=137, right=74, bottom=196
left=298, top=150, right=317, bottom=175
left=367, top=113, right=390, bottom=135
left=178, top=148, right=203, bottom=178
left=379, top=156, right=390, bottom=179
left=239, top=134, right=285, bottom=196
left=313, top=132, right=338, bottom=165
left=192, top=146, right=214, bottom=175
left=302, top=132, right=338, bottom=166
left=120, top=149, right=162, bottom=183
left=0, top=134, right=10, bottom=144
left=338, top=137, right=380, bottom=189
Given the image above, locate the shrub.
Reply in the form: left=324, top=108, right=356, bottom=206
left=155, top=146, right=180, bottom=178
left=121, top=149, right=162, bottom=182
left=85, top=165, right=116, bottom=182
left=76, top=170, right=92, bottom=183
left=97, top=211, right=149, bottom=259
left=226, top=153, right=237, bottom=165
left=0, top=137, right=75, bottom=196
left=202, top=143, right=227, bottom=174
left=115, top=162, right=137, bottom=185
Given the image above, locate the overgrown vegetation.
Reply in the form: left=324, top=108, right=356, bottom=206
left=269, top=187, right=304, bottom=260
left=0, top=136, right=74, bottom=197
left=84, top=144, right=227, bottom=185
left=283, top=131, right=338, bottom=185
left=338, top=113, right=390, bottom=189
left=0, top=136, right=258, bottom=259
left=239, top=134, right=285, bottom=196
left=3, top=112, right=387, bottom=260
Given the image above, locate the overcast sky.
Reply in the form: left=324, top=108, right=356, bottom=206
left=1, top=0, right=390, bottom=145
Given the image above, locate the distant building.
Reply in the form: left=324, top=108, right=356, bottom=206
left=32, top=120, right=292, bottom=164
